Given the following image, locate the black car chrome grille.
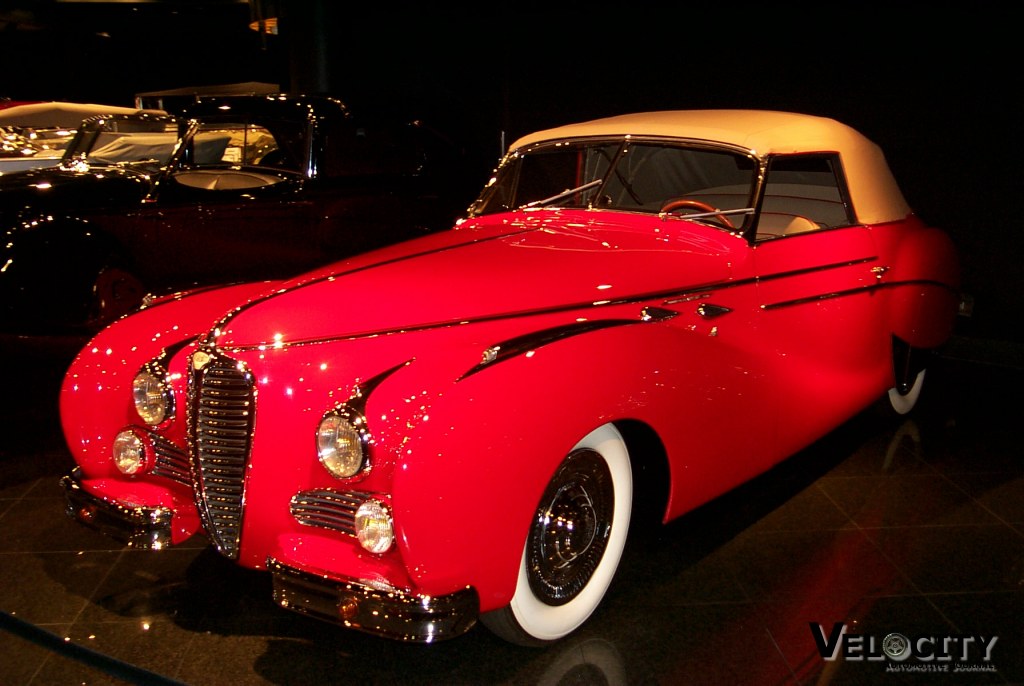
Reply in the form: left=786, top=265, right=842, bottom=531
left=188, top=351, right=255, bottom=560
left=290, top=489, right=372, bottom=536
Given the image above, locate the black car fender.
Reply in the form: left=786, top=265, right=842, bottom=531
left=0, top=214, right=135, bottom=331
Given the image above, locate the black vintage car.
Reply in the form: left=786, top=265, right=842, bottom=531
left=0, top=94, right=476, bottom=334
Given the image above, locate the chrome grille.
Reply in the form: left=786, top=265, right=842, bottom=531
left=189, top=351, right=255, bottom=560
left=290, top=489, right=370, bottom=536
left=150, top=432, right=190, bottom=486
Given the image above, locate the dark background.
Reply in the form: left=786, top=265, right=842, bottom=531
left=2, top=1, right=1020, bottom=349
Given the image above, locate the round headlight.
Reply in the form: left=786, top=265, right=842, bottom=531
left=132, top=370, right=170, bottom=425
left=316, top=413, right=365, bottom=479
left=355, top=499, right=394, bottom=553
left=112, top=429, right=148, bottom=475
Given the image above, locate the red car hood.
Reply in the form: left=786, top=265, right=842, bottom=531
left=212, top=210, right=741, bottom=348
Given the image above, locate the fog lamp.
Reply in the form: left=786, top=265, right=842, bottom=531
left=355, top=499, right=394, bottom=553
left=112, top=429, right=150, bottom=475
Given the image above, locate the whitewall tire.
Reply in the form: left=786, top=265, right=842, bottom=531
left=481, top=423, right=632, bottom=646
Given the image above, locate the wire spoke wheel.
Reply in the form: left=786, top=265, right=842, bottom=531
left=481, top=423, right=632, bottom=646
left=85, top=266, right=145, bottom=330
left=527, top=449, right=614, bottom=605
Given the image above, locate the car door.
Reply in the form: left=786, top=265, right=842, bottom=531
left=754, top=224, right=886, bottom=456
left=122, top=120, right=325, bottom=290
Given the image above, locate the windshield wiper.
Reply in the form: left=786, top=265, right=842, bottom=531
left=520, top=178, right=603, bottom=209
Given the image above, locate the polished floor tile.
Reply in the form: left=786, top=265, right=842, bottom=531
left=1, top=339, right=1021, bottom=685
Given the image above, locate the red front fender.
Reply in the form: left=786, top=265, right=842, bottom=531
left=60, top=281, right=280, bottom=471
left=384, top=322, right=742, bottom=612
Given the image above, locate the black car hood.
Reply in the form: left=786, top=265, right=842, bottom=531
left=0, top=165, right=152, bottom=221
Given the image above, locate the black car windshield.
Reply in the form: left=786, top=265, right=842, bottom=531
left=63, top=114, right=180, bottom=170
left=62, top=113, right=308, bottom=174
left=468, top=140, right=758, bottom=223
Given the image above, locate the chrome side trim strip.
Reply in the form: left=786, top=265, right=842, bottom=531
left=460, top=319, right=636, bottom=380
left=761, top=278, right=959, bottom=311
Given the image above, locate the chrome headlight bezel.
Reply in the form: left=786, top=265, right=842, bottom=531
left=132, top=364, right=174, bottom=426
left=316, top=406, right=371, bottom=480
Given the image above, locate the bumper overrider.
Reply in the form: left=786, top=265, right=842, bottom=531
left=60, top=467, right=174, bottom=549
left=268, top=558, right=479, bottom=643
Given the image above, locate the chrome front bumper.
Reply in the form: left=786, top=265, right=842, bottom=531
left=60, top=468, right=174, bottom=550
left=268, top=558, right=479, bottom=643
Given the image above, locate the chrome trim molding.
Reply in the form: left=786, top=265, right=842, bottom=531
left=133, top=337, right=198, bottom=427
left=460, top=319, right=636, bottom=380
left=760, top=278, right=958, bottom=311
left=218, top=257, right=885, bottom=353
left=463, top=307, right=679, bottom=379
left=640, top=306, right=679, bottom=322
left=696, top=303, right=731, bottom=319
left=202, top=230, right=533, bottom=345
left=316, top=360, right=411, bottom=479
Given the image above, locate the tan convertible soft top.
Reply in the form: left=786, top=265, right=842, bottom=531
left=509, top=110, right=911, bottom=225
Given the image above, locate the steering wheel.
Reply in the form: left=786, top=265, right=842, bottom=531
left=660, top=199, right=735, bottom=229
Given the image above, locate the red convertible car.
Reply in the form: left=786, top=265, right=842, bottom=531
left=59, top=110, right=961, bottom=646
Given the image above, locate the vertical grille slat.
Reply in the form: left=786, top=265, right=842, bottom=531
left=189, top=352, right=255, bottom=560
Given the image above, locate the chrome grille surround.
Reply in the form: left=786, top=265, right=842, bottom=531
left=290, top=489, right=377, bottom=536
left=187, top=348, right=255, bottom=560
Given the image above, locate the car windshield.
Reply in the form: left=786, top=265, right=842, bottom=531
left=1, top=126, right=74, bottom=159
left=60, top=113, right=308, bottom=174
left=185, top=118, right=307, bottom=171
left=62, top=114, right=180, bottom=171
left=468, top=140, right=759, bottom=225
